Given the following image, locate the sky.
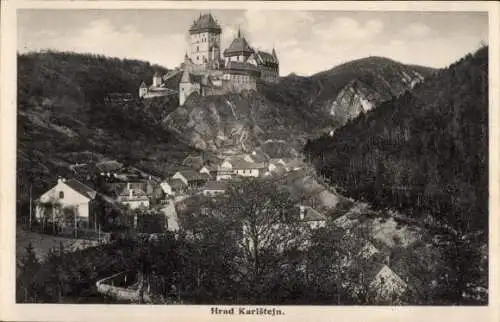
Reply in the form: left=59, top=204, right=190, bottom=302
left=17, top=9, right=489, bottom=76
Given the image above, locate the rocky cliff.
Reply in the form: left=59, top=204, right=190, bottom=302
left=164, top=57, right=434, bottom=152
left=310, top=56, right=432, bottom=128
left=164, top=90, right=313, bottom=155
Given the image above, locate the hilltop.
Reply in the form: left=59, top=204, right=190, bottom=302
left=165, top=56, right=435, bottom=153
left=305, top=46, right=488, bottom=235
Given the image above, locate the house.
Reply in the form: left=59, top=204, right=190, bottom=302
left=216, top=159, right=234, bottom=181
left=96, top=160, right=124, bottom=175
left=202, top=180, right=229, bottom=197
left=346, top=259, right=408, bottom=304
left=160, top=179, right=187, bottom=196
left=172, top=170, right=209, bottom=188
left=283, top=158, right=303, bottom=172
left=116, top=184, right=150, bottom=210
left=266, top=161, right=286, bottom=176
left=35, top=178, right=98, bottom=230
left=182, top=154, right=204, bottom=168
left=199, top=164, right=217, bottom=177
left=298, top=205, right=327, bottom=229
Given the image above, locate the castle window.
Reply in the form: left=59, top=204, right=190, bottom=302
left=197, top=46, right=199, bottom=52
left=59, top=191, right=64, bottom=199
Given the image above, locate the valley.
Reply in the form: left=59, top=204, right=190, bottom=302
left=15, top=45, right=488, bottom=305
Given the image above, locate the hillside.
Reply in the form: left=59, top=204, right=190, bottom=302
left=164, top=57, right=435, bottom=153
left=304, top=46, right=488, bottom=236
left=17, top=51, right=195, bottom=208
left=261, top=57, right=435, bottom=130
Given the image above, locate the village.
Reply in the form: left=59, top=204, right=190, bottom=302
left=20, top=146, right=416, bottom=304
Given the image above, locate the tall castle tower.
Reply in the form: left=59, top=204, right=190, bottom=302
left=188, top=13, right=222, bottom=70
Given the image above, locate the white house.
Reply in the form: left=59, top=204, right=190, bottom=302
left=202, top=181, right=228, bottom=196
left=36, top=178, right=98, bottom=229
left=172, top=170, right=208, bottom=187
left=160, top=179, right=186, bottom=196
left=216, top=159, right=234, bottom=181
left=116, top=184, right=150, bottom=210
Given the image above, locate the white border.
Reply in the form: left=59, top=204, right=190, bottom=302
left=1, top=1, right=499, bottom=322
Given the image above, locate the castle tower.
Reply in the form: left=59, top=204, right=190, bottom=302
left=139, top=81, right=148, bottom=98
left=188, top=13, right=222, bottom=70
left=223, top=27, right=255, bottom=63
left=152, top=72, right=162, bottom=87
left=179, top=69, right=201, bottom=106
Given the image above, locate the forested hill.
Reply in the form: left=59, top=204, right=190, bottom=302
left=304, top=46, right=488, bottom=235
left=17, top=51, right=195, bottom=205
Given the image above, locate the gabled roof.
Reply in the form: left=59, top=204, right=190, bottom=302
left=189, top=13, right=222, bottom=34
left=96, top=160, right=123, bottom=173
left=161, top=179, right=186, bottom=192
left=117, top=187, right=149, bottom=201
left=175, top=170, right=207, bottom=182
left=255, top=50, right=279, bottom=65
left=230, top=157, right=266, bottom=170
left=140, top=81, right=147, bottom=88
left=299, top=205, right=326, bottom=222
left=224, top=32, right=254, bottom=56
left=64, top=179, right=97, bottom=200
left=203, top=180, right=229, bottom=191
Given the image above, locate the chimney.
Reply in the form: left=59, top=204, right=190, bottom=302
left=299, top=205, right=305, bottom=220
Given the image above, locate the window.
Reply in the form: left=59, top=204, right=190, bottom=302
left=197, top=46, right=199, bottom=52
left=197, top=56, right=199, bottom=61
left=59, top=191, right=64, bottom=199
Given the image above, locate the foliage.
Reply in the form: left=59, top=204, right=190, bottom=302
left=17, top=51, right=195, bottom=207
left=304, top=46, right=488, bottom=305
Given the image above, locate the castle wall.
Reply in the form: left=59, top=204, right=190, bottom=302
left=179, top=82, right=201, bottom=106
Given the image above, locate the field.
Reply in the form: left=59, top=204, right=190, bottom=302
left=16, top=226, right=100, bottom=265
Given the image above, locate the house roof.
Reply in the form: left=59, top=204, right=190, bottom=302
left=203, top=180, right=229, bottom=191
left=64, top=179, right=97, bottom=200
left=175, top=170, right=207, bottom=182
left=117, top=187, right=149, bottom=201
left=96, top=160, right=123, bottom=173
left=230, top=157, right=266, bottom=170
left=189, top=13, right=222, bottom=34
left=140, top=81, right=147, bottom=88
left=299, top=205, right=326, bottom=222
left=162, top=179, right=186, bottom=192
left=224, top=32, right=254, bottom=56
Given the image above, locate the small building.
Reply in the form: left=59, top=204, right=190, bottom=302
left=160, top=179, right=187, bottom=196
left=346, top=259, right=408, bottom=304
left=96, top=160, right=124, bottom=175
left=199, top=164, right=216, bottom=177
left=298, top=205, right=326, bottom=229
left=35, top=178, right=98, bottom=230
left=172, top=170, right=208, bottom=188
left=231, top=157, right=267, bottom=178
left=116, top=184, right=150, bottom=210
left=216, top=159, right=234, bottom=181
left=202, top=180, right=229, bottom=197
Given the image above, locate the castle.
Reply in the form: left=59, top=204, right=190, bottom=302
left=139, top=13, right=280, bottom=105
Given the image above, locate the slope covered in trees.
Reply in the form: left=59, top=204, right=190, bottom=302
left=17, top=51, right=195, bottom=209
left=305, top=46, right=488, bottom=235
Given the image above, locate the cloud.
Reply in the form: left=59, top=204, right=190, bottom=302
left=400, top=22, right=432, bottom=38
left=313, top=17, right=384, bottom=42
left=19, top=18, right=186, bottom=68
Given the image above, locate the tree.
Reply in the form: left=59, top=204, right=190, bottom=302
left=210, top=178, right=307, bottom=302
left=16, top=242, right=41, bottom=302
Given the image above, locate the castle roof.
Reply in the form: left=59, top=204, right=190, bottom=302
left=224, top=32, right=254, bottom=57
left=189, top=13, right=222, bottom=34
left=224, top=61, right=261, bottom=76
left=255, top=50, right=279, bottom=65
left=140, top=81, right=147, bottom=88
